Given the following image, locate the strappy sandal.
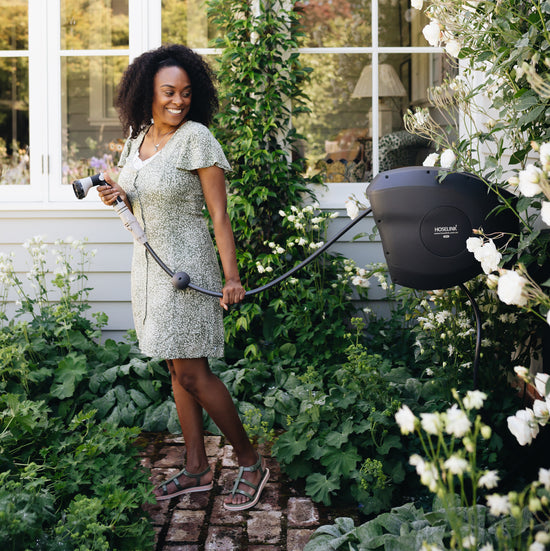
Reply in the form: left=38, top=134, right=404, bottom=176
left=224, top=455, right=270, bottom=511
left=155, top=466, right=213, bottom=501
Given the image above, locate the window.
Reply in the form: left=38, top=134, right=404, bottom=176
left=295, top=0, right=454, bottom=188
left=0, top=0, right=450, bottom=204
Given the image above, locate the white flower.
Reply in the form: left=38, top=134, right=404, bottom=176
left=479, top=544, right=494, bottom=551
left=462, top=535, right=476, bottom=549
left=466, top=237, right=483, bottom=252
left=541, top=202, right=550, bottom=226
left=423, top=21, right=442, bottom=46
left=278, top=210, right=286, bottom=217
left=445, top=38, right=461, bottom=58
left=440, top=149, right=457, bottom=169
left=538, top=467, right=550, bottom=490
left=540, top=142, right=550, bottom=170
left=420, top=412, right=443, bottom=435
left=507, top=408, right=539, bottom=446
left=529, top=543, right=545, bottom=551
left=444, top=455, right=469, bottom=475
left=514, top=365, right=529, bottom=380
left=275, top=246, right=285, bottom=254
left=463, top=390, right=487, bottom=410
left=411, top=0, right=423, bottom=9
left=497, top=270, right=529, bottom=307
left=256, top=263, right=266, bottom=274
left=395, top=405, right=417, bottom=434
left=478, top=470, right=500, bottom=489
left=414, top=109, right=430, bottom=126
left=535, top=372, right=550, bottom=398
left=345, top=200, right=359, bottom=220
left=445, top=404, right=472, bottom=437
left=535, top=531, right=550, bottom=545
left=486, top=494, right=511, bottom=516
left=472, top=239, right=502, bottom=274
left=517, top=165, right=544, bottom=197
left=423, top=152, right=439, bottom=166
left=547, top=309, right=550, bottom=327
left=409, top=454, right=426, bottom=475
left=533, top=400, right=549, bottom=425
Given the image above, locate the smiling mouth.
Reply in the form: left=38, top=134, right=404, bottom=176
left=167, top=108, right=183, bottom=114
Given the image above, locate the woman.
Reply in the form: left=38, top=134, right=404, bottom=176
left=97, top=44, right=269, bottom=511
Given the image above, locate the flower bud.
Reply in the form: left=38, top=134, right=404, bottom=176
left=481, top=425, right=492, bottom=439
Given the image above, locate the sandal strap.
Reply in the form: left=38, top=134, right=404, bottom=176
left=229, top=455, right=265, bottom=498
left=161, top=465, right=211, bottom=495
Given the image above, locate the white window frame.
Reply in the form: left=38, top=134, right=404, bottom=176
left=0, top=0, right=161, bottom=208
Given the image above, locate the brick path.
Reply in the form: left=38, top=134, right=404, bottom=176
left=139, top=433, right=322, bottom=550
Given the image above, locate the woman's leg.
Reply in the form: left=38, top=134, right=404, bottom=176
left=171, top=357, right=265, bottom=506
left=152, top=359, right=212, bottom=499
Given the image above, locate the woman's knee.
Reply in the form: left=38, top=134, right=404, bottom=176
left=171, top=358, right=209, bottom=394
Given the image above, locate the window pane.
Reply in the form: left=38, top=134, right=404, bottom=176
left=295, top=52, right=456, bottom=182
left=0, top=57, right=29, bottom=185
left=379, top=0, right=411, bottom=47
left=162, top=0, right=217, bottom=49
left=0, top=0, right=28, bottom=50
left=61, top=56, right=127, bottom=186
left=60, top=0, right=129, bottom=50
left=298, top=0, right=371, bottom=48
left=295, top=54, right=372, bottom=183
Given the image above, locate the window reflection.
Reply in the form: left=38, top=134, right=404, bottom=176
left=0, top=57, right=29, bottom=185
left=61, top=56, right=127, bottom=185
left=60, top=0, right=129, bottom=50
left=297, top=0, right=371, bottom=48
left=162, top=0, right=219, bottom=49
left=0, top=0, right=28, bottom=50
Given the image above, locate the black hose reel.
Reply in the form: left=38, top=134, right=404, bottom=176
left=367, top=166, right=518, bottom=388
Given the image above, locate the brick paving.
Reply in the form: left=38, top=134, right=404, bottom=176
left=138, top=433, right=322, bottom=550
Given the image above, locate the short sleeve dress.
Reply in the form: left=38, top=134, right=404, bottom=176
left=117, top=120, right=231, bottom=360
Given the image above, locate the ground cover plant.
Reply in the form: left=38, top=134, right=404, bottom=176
left=0, top=239, right=157, bottom=549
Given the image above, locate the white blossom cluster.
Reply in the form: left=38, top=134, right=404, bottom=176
left=507, top=369, right=550, bottom=446
left=397, top=390, right=550, bottom=549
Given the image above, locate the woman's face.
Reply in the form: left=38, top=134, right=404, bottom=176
left=151, top=65, right=192, bottom=129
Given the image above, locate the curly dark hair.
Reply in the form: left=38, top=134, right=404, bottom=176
left=115, top=44, right=219, bottom=138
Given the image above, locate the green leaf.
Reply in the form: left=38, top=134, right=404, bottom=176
left=50, top=353, right=88, bottom=400
left=305, top=472, right=341, bottom=506
left=272, top=430, right=308, bottom=460
left=319, top=445, right=361, bottom=476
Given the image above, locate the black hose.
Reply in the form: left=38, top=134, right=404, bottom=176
left=160, top=207, right=372, bottom=297
left=458, top=282, right=482, bottom=390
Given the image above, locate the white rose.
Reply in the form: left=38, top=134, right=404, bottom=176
left=533, top=400, right=549, bottom=425
left=445, top=39, right=462, bottom=58
left=539, top=467, right=550, bottom=490
left=466, top=236, right=483, bottom=252
left=497, top=270, right=528, bottom=307
left=517, top=165, right=544, bottom=197
left=440, top=149, right=457, bottom=168
left=547, top=309, right=550, bottom=327
left=472, top=239, right=501, bottom=274
left=541, top=202, right=550, bottom=226
left=535, top=372, right=549, bottom=398
left=539, top=142, right=550, bottom=170
left=345, top=200, right=359, bottom=220
left=423, top=152, right=439, bottom=166
left=411, top=0, right=423, bottom=9
left=507, top=408, right=539, bottom=446
left=422, top=21, right=442, bottom=46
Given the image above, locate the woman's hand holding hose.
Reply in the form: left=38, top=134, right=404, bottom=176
left=220, top=278, right=246, bottom=311
left=97, top=172, right=129, bottom=208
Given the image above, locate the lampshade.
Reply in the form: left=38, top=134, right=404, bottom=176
left=352, top=64, right=407, bottom=98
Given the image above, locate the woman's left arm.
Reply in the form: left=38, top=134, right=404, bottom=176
left=198, top=165, right=246, bottom=310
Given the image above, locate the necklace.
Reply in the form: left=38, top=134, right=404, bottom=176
left=152, top=126, right=177, bottom=151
